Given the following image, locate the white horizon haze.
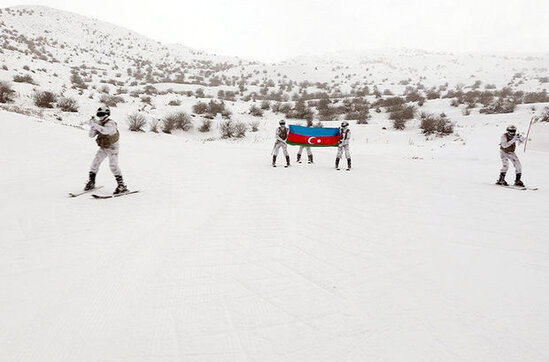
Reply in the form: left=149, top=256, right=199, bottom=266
left=1, top=0, right=548, bottom=62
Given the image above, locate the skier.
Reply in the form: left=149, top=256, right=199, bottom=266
left=496, top=125, right=525, bottom=186
left=272, top=119, right=290, bottom=167
left=335, top=121, right=352, bottom=170
left=297, top=145, right=313, bottom=164
left=84, top=106, right=129, bottom=194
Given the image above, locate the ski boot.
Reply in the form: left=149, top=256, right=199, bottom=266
left=308, top=155, right=313, bottom=164
left=495, top=172, right=508, bottom=186
left=272, top=155, right=277, bottom=167
left=114, top=175, right=128, bottom=194
left=335, top=157, right=340, bottom=170
left=84, top=171, right=96, bottom=191
left=284, top=155, right=290, bottom=168
left=514, top=173, right=524, bottom=187
left=297, top=154, right=302, bottom=163
left=346, top=158, right=352, bottom=171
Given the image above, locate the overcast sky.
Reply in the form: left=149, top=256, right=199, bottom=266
left=1, top=0, right=548, bottom=62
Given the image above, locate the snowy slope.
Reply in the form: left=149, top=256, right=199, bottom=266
left=1, top=109, right=548, bottom=361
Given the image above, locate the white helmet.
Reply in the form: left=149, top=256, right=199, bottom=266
left=96, top=106, right=110, bottom=119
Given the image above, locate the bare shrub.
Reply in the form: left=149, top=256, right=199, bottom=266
left=70, top=71, right=87, bottom=89
left=162, top=116, right=177, bottom=134
left=390, top=105, right=415, bottom=130
left=249, top=120, right=260, bottom=132
left=164, top=112, right=193, bottom=132
left=168, top=99, right=181, bottom=106
left=199, top=119, right=212, bottom=132
left=57, top=97, right=78, bottom=112
left=13, top=74, right=35, bottom=84
left=420, top=113, right=454, bottom=136
left=192, top=101, right=208, bottom=114
left=234, top=122, right=247, bottom=138
left=149, top=119, right=160, bottom=133
left=219, top=120, right=235, bottom=138
left=221, top=109, right=232, bottom=119
left=0, top=81, right=15, bottom=103
left=538, top=107, right=549, bottom=122
left=479, top=98, right=515, bottom=114
left=260, top=100, right=270, bottom=110
left=249, top=104, right=263, bottom=117
left=127, top=112, right=147, bottom=132
left=33, top=90, right=57, bottom=108
left=100, top=94, right=125, bottom=107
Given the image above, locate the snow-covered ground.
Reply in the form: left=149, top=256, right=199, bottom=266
left=1, top=107, right=548, bottom=361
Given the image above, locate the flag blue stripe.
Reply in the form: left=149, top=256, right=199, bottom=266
left=289, top=125, right=339, bottom=137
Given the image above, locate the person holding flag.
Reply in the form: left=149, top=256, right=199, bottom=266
left=335, top=121, right=352, bottom=171
left=272, top=120, right=290, bottom=167
left=297, top=145, right=313, bottom=164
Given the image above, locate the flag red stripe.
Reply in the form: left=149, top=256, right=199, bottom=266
left=287, top=133, right=339, bottom=146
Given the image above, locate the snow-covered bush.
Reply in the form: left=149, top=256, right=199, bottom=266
left=100, top=94, right=124, bottom=107
left=168, top=99, right=181, bottom=106
left=127, top=112, right=147, bottom=132
left=57, top=97, right=78, bottom=112
left=192, top=101, right=208, bottom=114
left=287, top=99, right=314, bottom=121
left=70, top=72, right=87, bottom=89
left=13, top=74, right=35, bottom=84
left=523, top=91, right=549, bottom=104
left=194, top=88, right=205, bottom=98
left=260, top=100, right=271, bottom=110
left=390, top=105, right=415, bottom=130
left=140, top=96, right=152, bottom=105
left=479, top=98, right=515, bottom=114
left=0, top=81, right=15, bottom=103
left=221, top=110, right=232, bottom=119
left=539, top=107, right=549, bottom=122
left=33, top=91, right=57, bottom=108
left=271, top=102, right=292, bottom=115
left=249, top=121, right=260, bottom=132
left=249, top=104, right=263, bottom=117
left=163, top=112, right=193, bottom=132
left=199, top=119, right=212, bottom=132
left=420, top=113, right=454, bottom=136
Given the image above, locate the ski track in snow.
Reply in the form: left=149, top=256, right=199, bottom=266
left=1, top=110, right=549, bottom=361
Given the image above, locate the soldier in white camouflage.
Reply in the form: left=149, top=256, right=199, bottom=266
left=297, top=145, right=313, bottom=164
left=272, top=120, right=290, bottom=167
left=84, top=107, right=129, bottom=194
left=335, top=121, right=352, bottom=170
left=496, top=125, right=525, bottom=186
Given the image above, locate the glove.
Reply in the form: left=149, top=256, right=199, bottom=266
left=90, top=122, right=101, bottom=131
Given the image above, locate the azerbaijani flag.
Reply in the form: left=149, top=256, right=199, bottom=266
left=287, top=125, right=340, bottom=147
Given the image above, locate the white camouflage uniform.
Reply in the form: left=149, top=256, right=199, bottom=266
left=336, top=127, right=351, bottom=159
left=89, top=119, right=122, bottom=176
left=499, top=133, right=524, bottom=174
left=272, top=125, right=289, bottom=157
left=297, top=145, right=312, bottom=156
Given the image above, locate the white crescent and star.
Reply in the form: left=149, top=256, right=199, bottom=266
left=307, top=137, right=322, bottom=145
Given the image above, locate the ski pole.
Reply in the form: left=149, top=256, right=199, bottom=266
left=523, top=115, right=535, bottom=152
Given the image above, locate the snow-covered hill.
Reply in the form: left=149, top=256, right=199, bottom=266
left=1, top=7, right=549, bottom=359
left=1, top=102, right=549, bottom=360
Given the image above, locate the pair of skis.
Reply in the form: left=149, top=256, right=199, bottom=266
left=69, top=186, right=140, bottom=199
left=497, top=184, right=538, bottom=191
